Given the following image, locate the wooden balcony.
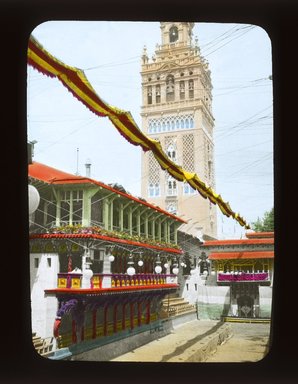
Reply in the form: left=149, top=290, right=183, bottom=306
left=56, top=272, right=178, bottom=290
left=217, top=272, right=270, bottom=283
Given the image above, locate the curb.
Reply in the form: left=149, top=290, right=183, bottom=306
left=222, top=316, right=271, bottom=324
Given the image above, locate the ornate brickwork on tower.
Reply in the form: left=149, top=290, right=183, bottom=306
left=141, top=22, right=217, bottom=239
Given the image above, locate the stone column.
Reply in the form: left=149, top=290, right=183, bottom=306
left=165, top=261, right=172, bottom=283
left=81, top=249, right=93, bottom=288
left=101, top=249, right=112, bottom=288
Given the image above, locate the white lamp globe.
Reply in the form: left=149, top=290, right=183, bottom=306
left=155, top=265, right=162, bottom=274
left=108, top=255, right=115, bottom=262
left=164, top=263, right=169, bottom=269
left=127, top=267, right=135, bottom=276
left=138, top=260, right=144, bottom=267
left=172, top=267, right=179, bottom=275
left=28, top=185, right=40, bottom=214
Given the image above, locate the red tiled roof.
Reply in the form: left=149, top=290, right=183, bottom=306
left=28, top=162, right=84, bottom=183
left=245, top=231, right=274, bottom=239
left=28, top=162, right=186, bottom=223
left=203, top=238, right=274, bottom=247
left=209, top=251, right=274, bottom=260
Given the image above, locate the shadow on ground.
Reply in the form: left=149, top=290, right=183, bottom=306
left=160, top=321, right=223, bottom=362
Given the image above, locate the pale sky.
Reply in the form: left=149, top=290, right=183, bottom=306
left=27, top=21, right=273, bottom=239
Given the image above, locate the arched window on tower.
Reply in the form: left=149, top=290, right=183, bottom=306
left=156, top=85, right=161, bottom=103
left=148, top=183, right=160, bottom=197
left=166, top=75, right=175, bottom=102
left=167, top=144, right=176, bottom=162
left=147, top=86, right=152, bottom=104
left=208, top=160, right=212, bottom=180
left=166, top=176, right=177, bottom=196
left=188, top=79, right=194, bottom=98
left=180, top=81, right=185, bottom=100
left=183, top=182, right=196, bottom=195
left=169, top=26, right=179, bottom=43
left=167, top=203, right=177, bottom=215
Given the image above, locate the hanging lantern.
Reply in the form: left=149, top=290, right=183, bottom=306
left=109, top=255, right=115, bottom=262
left=126, top=253, right=135, bottom=276
left=28, top=185, right=40, bottom=215
left=172, top=257, right=179, bottom=275
left=127, top=266, right=136, bottom=276
left=137, top=251, right=143, bottom=267
left=154, top=254, right=162, bottom=274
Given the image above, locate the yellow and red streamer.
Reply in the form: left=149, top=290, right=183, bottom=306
left=27, top=35, right=250, bottom=229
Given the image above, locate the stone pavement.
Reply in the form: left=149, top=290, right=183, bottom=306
left=111, top=319, right=271, bottom=363
left=205, top=322, right=271, bottom=362
left=111, top=319, right=230, bottom=362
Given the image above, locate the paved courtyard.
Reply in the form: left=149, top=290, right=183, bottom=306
left=205, top=321, right=271, bottom=362
left=111, top=320, right=271, bottom=363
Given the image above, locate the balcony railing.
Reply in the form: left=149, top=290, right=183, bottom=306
left=57, top=272, right=178, bottom=290
left=217, top=272, right=269, bottom=282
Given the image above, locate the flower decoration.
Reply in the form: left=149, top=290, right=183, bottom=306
left=47, top=224, right=182, bottom=251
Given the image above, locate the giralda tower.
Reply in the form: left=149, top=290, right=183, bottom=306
left=141, top=22, right=217, bottom=239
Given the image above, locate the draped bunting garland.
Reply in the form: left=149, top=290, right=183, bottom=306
left=27, top=35, right=250, bottom=229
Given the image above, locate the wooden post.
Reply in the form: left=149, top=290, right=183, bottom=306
left=113, top=304, right=118, bottom=333
left=122, top=303, right=126, bottom=330
left=137, top=302, right=142, bottom=326
left=103, top=305, right=108, bottom=336
left=146, top=300, right=151, bottom=324
left=92, top=309, right=97, bottom=339
left=130, top=303, right=134, bottom=330
left=72, top=320, right=77, bottom=343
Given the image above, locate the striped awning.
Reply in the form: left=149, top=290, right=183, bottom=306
left=27, top=34, right=250, bottom=229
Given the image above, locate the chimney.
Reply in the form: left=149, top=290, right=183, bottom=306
left=85, top=158, right=92, bottom=177
left=28, top=140, right=37, bottom=164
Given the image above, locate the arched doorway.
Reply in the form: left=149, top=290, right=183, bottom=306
left=237, top=295, right=254, bottom=318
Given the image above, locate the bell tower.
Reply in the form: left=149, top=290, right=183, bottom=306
left=141, top=22, right=217, bottom=239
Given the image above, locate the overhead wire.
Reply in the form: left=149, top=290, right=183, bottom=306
left=27, top=26, right=272, bottom=231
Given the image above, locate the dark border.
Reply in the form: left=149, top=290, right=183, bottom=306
left=2, top=0, right=297, bottom=383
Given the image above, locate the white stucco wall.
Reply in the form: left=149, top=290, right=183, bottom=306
left=30, top=253, right=59, bottom=338
left=259, top=286, right=273, bottom=318
left=182, top=270, right=231, bottom=319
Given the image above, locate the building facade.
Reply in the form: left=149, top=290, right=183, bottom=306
left=29, top=161, right=187, bottom=360
left=182, top=231, right=274, bottom=320
left=140, top=22, right=217, bottom=239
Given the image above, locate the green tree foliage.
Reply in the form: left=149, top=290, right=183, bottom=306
left=252, top=208, right=274, bottom=232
